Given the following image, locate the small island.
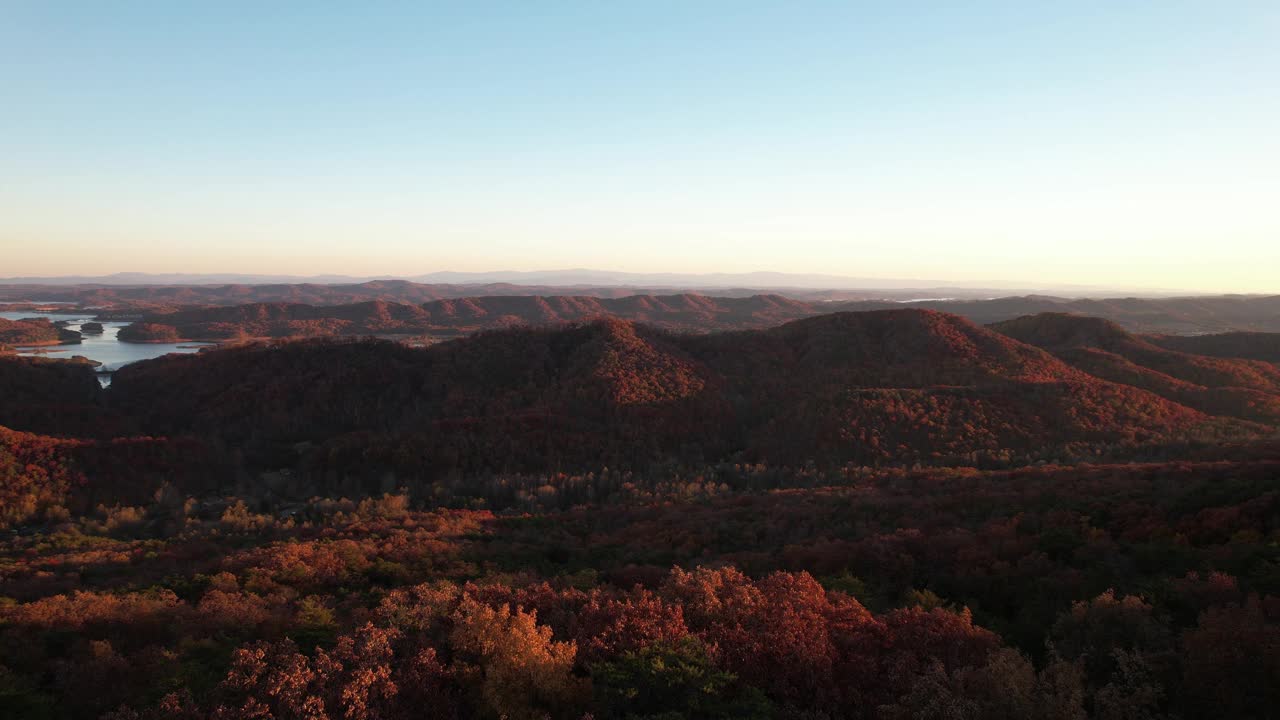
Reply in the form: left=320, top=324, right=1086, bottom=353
left=117, top=322, right=182, bottom=343
left=80, top=321, right=105, bottom=334
left=0, top=317, right=81, bottom=346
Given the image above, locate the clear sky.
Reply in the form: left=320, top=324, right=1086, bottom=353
left=2, top=2, right=1278, bottom=292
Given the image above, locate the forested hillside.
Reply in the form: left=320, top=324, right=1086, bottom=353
left=95, top=311, right=1264, bottom=497
left=0, top=317, right=80, bottom=348
left=112, top=294, right=817, bottom=341
left=993, top=313, right=1280, bottom=424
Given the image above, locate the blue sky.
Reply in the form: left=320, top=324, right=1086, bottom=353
left=2, top=2, right=1278, bottom=291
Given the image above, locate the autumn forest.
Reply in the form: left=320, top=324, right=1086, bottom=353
left=2, top=305, right=1279, bottom=719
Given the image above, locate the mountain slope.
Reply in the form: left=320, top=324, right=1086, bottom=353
left=684, top=310, right=1234, bottom=465
left=992, top=313, right=1280, bottom=424
left=0, top=355, right=115, bottom=437
left=102, top=310, right=1262, bottom=494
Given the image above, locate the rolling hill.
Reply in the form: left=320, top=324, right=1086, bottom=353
left=96, top=309, right=1265, bottom=497
left=114, top=294, right=818, bottom=340
left=87, top=291, right=1280, bottom=347
left=992, top=313, right=1280, bottom=424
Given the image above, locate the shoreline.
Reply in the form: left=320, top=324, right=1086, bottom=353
left=11, top=339, right=77, bottom=349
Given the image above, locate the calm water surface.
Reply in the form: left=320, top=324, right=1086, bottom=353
left=3, top=311, right=213, bottom=385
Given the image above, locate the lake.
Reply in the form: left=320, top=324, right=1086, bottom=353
left=2, top=311, right=214, bottom=385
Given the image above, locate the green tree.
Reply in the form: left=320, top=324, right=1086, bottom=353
left=591, top=637, right=772, bottom=720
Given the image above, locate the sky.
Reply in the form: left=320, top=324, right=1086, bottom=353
left=2, top=2, right=1278, bottom=292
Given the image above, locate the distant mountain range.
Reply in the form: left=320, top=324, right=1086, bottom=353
left=407, top=269, right=1192, bottom=295
left=4, top=275, right=1279, bottom=334
left=0, top=269, right=1202, bottom=297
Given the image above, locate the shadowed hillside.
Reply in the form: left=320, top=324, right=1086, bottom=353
left=100, top=310, right=1264, bottom=498
left=992, top=313, right=1280, bottom=424
left=0, top=355, right=114, bottom=437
